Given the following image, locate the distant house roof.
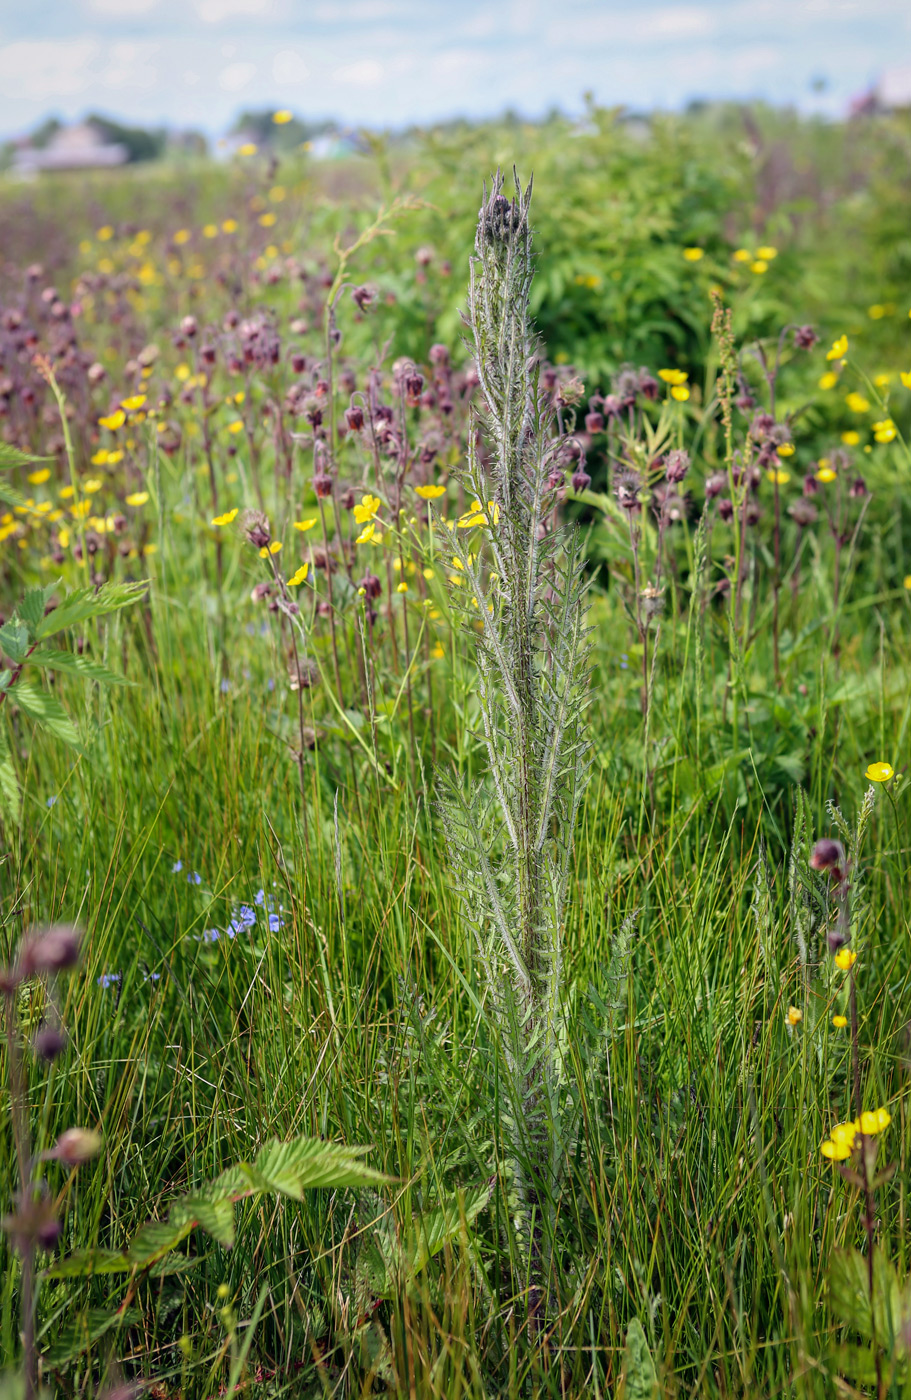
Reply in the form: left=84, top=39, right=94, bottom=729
left=876, top=66, right=911, bottom=110
left=14, top=122, right=129, bottom=174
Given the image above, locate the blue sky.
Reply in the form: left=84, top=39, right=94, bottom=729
left=0, top=0, right=909, bottom=139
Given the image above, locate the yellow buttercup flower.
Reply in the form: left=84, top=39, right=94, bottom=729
left=212, top=508, right=239, bottom=526
left=98, top=410, right=126, bottom=430
left=259, top=212, right=277, bottom=228
left=120, top=394, right=147, bottom=411
left=751, top=259, right=768, bottom=275
left=873, top=419, right=897, bottom=443
left=96, top=225, right=113, bottom=241
left=815, top=467, right=837, bottom=483
left=767, top=469, right=790, bottom=485
left=91, top=450, right=109, bottom=466
left=293, top=518, right=317, bottom=531
left=671, top=385, right=690, bottom=402
left=259, top=541, right=282, bottom=557
left=355, top=522, right=378, bottom=545
left=203, top=223, right=218, bottom=238
left=844, top=392, right=869, bottom=413
left=818, top=372, right=838, bottom=390
left=820, top=1138, right=852, bottom=1160
left=288, top=563, right=309, bottom=586
left=841, top=430, right=860, bottom=446
left=125, top=491, right=149, bottom=507
left=756, top=245, right=778, bottom=260
left=865, top=761, right=894, bottom=782
left=415, top=484, right=446, bottom=500
left=27, top=467, right=51, bottom=484
left=83, top=478, right=103, bottom=494
left=733, top=248, right=752, bottom=262
left=834, top=949, right=856, bottom=971
left=787, top=1006, right=802, bottom=1026
left=682, top=247, right=704, bottom=261
left=396, top=581, right=408, bottom=593
left=353, top=493, right=381, bottom=524
left=227, top=420, right=244, bottom=434
left=900, top=371, right=911, bottom=389
left=273, top=109, right=293, bottom=124
left=238, top=142, right=257, bottom=156
left=832, top=1015, right=847, bottom=1028
left=858, top=1107, right=891, bottom=1135
left=826, top=335, right=848, bottom=361
left=658, top=368, right=688, bottom=385
left=776, top=443, right=795, bottom=457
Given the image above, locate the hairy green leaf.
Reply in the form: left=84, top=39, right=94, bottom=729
left=34, top=580, right=147, bottom=642
left=14, top=682, right=80, bottom=748
left=28, top=650, right=133, bottom=686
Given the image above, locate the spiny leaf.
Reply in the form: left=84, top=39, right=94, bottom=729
left=13, top=682, right=80, bottom=748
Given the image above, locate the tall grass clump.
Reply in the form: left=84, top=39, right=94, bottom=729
left=438, top=173, right=590, bottom=1317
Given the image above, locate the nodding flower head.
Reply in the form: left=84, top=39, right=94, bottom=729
left=345, top=404, right=365, bottom=432
left=19, top=924, right=81, bottom=978
left=665, top=449, right=691, bottom=484
left=794, top=325, right=819, bottom=350
left=571, top=466, right=592, bottom=493
left=241, top=511, right=271, bottom=550
left=351, top=284, right=375, bottom=312
left=810, top=838, right=846, bottom=877
left=312, top=473, right=333, bottom=499
left=614, top=471, right=641, bottom=513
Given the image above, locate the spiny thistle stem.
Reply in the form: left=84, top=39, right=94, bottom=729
left=437, top=173, right=591, bottom=1317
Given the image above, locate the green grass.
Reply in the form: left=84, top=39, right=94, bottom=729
left=1, top=105, right=911, bottom=1397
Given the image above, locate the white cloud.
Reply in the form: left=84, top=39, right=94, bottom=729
left=218, top=60, right=256, bottom=90
left=272, top=48, right=309, bottom=84
left=332, top=58, right=384, bottom=85
left=0, top=40, right=100, bottom=99
left=86, top=0, right=160, bottom=13
left=100, top=41, right=159, bottom=91
left=195, top=0, right=278, bottom=21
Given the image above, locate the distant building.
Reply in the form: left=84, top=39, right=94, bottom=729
left=14, top=122, right=129, bottom=175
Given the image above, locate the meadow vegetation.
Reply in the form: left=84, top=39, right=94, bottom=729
left=0, top=101, right=911, bottom=1397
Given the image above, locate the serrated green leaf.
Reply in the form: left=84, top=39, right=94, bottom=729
left=252, top=1136, right=391, bottom=1196
left=14, top=682, right=80, bottom=748
left=170, top=1194, right=235, bottom=1248
left=17, top=583, right=58, bottom=632
left=41, top=1306, right=137, bottom=1369
left=0, top=620, right=30, bottom=663
left=0, top=443, right=47, bottom=471
left=34, top=580, right=147, bottom=642
left=361, top=1183, right=490, bottom=1299
left=619, top=1318, right=658, bottom=1399
left=43, top=1249, right=132, bottom=1279
left=28, top=650, right=132, bottom=686
left=127, top=1220, right=192, bottom=1268
left=0, top=724, right=20, bottom=826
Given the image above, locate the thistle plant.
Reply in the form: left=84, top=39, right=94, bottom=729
left=436, top=173, right=591, bottom=1313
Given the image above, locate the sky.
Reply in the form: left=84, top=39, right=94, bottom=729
left=0, top=0, right=909, bottom=140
